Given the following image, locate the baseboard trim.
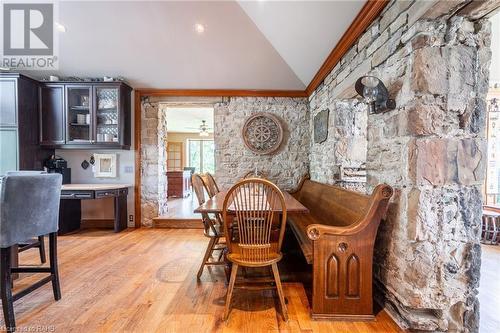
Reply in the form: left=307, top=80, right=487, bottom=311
left=81, top=219, right=114, bottom=229
left=311, top=313, right=375, bottom=321
left=153, top=218, right=203, bottom=229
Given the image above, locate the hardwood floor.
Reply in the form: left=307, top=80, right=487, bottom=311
left=154, top=196, right=203, bottom=228
left=8, top=229, right=402, bottom=332
left=479, top=244, right=500, bottom=333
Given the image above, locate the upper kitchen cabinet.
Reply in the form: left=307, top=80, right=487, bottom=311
left=39, top=81, right=132, bottom=150
left=40, top=84, right=65, bottom=145
left=0, top=73, right=54, bottom=174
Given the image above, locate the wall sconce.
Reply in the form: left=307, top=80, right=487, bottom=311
left=355, top=76, right=396, bottom=114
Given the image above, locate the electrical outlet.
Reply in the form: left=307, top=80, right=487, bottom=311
left=129, top=215, right=134, bottom=222
left=124, top=166, right=133, bottom=173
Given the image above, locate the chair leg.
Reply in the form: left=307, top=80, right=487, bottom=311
left=197, top=237, right=216, bottom=280
left=271, top=263, right=288, bottom=322
left=217, top=247, right=224, bottom=262
left=224, top=263, right=238, bottom=321
left=49, top=233, right=61, bottom=301
left=1, top=247, right=15, bottom=331
left=38, top=236, right=46, bottom=264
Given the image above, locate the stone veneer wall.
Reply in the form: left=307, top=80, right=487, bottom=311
left=308, top=1, right=494, bottom=332
left=309, top=99, right=368, bottom=192
left=140, top=98, right=168, bottom=227
left=214, top=97, right=310, bottom=191
left=139, top=96, right=310, bottom=226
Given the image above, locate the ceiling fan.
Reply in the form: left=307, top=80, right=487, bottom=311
left=185, top=120, right=212, bottom=137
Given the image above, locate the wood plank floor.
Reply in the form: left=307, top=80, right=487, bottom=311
left=8, top=228, right=403, bottom=332
left=479, top=244, right=500, bottom=333
left=154, top=196, right=203, bottom=228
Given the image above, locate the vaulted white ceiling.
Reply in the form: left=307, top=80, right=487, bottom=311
left=238, top=1, right=365, bottom=86
left=27, top=1, right=364, bottom=90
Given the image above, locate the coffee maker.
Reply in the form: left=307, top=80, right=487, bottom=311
left=44, top=155, right=71, bottom=184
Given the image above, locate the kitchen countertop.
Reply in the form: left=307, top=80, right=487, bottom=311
left=61, top=184, right=132, bottom=191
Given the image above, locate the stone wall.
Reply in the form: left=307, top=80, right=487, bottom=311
left=308, top=0, right=494, bottom=331
left=309, top=98, right=368, bottom=192
left=139, top=96, right=310, bottom=226
left=214, top=97, right=310, bottom=191
left=140, top=98, right=167, bottom=227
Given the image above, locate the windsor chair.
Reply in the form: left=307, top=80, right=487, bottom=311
left=204, top=172, right=220, bottom=199
left=192, top=174, right=226, bottom=279
left=222, top=178, right=288, bottom=322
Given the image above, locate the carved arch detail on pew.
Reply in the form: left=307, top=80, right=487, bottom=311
left=346, top=254, right=361, bottom=298
left=326, top=254, right=340, bottom=298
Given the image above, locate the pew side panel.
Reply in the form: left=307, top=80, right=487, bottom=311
left=305, top=184, right=393, bottom=320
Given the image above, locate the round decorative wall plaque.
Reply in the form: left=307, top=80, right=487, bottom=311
left=242, top=113, right=283, bottom=155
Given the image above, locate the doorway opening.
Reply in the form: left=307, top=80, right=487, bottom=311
left=155, top=106, right=215, bottom=228
left=479, top=11, right=500, bottom=333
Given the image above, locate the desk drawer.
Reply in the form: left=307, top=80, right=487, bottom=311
left=61, top=190, right=94, bottom=200
left=95, top=189, right=118, bottom=199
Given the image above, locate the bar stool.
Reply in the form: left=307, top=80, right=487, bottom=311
left=6, top=172, right=48, bottom=264
left=0, top=173, right=63, bottom=331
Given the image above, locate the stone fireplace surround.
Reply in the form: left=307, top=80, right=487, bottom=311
left=138, top=1, right=498, bottom=331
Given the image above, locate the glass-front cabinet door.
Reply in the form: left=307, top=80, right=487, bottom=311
left=66, top=86, right=92, bottom=143
left=95, top=87, right=120, bottom=144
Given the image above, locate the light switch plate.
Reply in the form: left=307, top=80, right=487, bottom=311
left=124, top=166, right=133, bottom=173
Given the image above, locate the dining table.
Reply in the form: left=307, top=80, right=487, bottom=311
left=194, top=188, right=309, bottom=280
left=194, top=190, right=309, bottom=215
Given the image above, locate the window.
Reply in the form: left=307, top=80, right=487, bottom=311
left=188, top=139, right=215, bottom=173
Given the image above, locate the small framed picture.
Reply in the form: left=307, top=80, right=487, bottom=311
left=93, top=153, right=117, bottom=178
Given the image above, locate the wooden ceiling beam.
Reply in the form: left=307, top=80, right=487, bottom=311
left=135, top=89, right=308, bottom=98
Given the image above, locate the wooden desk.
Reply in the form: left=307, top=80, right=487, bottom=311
left=194, top=190, right=309, bottom=214
left=59, top=184, right=131, bottom=234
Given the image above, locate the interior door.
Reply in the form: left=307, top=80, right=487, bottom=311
left=167, top=142, right=183, bottom=171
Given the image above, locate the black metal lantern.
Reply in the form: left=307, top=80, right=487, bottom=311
left=355, top=76, right=396, bottom=114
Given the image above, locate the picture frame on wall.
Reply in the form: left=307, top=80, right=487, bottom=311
left=93, top=153, right=117, bottom=178
left=314, top=109, right=329, bottom=144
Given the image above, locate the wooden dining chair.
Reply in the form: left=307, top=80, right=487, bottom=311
left=192, top=174, right=226, bottom=279
left=242, top=170, right=269, bottom=180
left=222, top=178, right=288, bottom=322
left=204, top=172, right=220, bottom=199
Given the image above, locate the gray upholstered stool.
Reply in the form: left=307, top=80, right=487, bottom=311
left=6, top=171, right=49, bottom=264
left=0, top=173, right=62, bottom=331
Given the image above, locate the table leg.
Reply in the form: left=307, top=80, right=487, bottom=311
left=58, top=199, right=81, bottom=235
left=114, top=194, right=128, bottom=233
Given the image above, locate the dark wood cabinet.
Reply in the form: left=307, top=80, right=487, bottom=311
left=39, top=81, right=132, bottom=149
left=0, top=73, right=54, bottom=175
left=167, top=171, right=192, bottom=197
left=39, top=84, right=65, bottom=145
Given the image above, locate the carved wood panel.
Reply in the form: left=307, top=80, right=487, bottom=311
left=242, top=113, right=283, bottom=155
left=326, top=254, right=339, bottom=298
left=346, top=254, right=360, bottom=298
